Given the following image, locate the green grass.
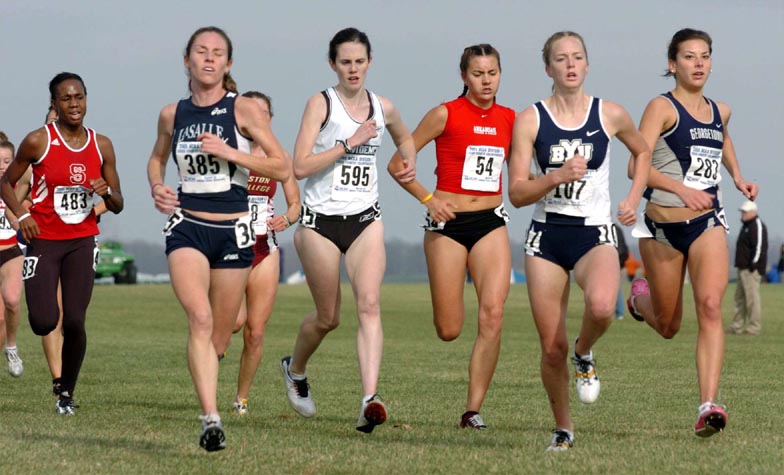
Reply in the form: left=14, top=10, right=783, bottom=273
left=1, top=282, right=783, bottom=474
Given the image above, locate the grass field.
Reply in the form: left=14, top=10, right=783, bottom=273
left=1, top=282, right=783, bottom=474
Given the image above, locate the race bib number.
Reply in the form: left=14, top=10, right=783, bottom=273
left=22, top=256, right=38, bottom=280
left=54, top=185, right=92, bottom=224
left=300, top=206, right=317, bottom=229
left=162, top=208, right=184, bottom=236
left=93, top=245, right=100, bottom=272
left=248, top=196, right=270, bottom=236
left=461, top=145, right=504, bottom=192
left=525, top=225, right=543, bottom=256
left=331, top=154, right=375, bottom=201
left=234, top=214, right=256, bottom=249
left=684, top=145, right=722, bottom=189
left=0, top=213, right=14, bottom=240
left=543, top=168, right=595, bottom=214
left=176, top=141, right=231, bottom=193
left=597, top=224, right=618, bottom=247
left=422, top=211, right=445, bottom=231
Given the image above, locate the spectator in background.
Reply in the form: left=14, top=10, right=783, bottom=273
left=624, top=252, right=642, bottom=282
left=726, top=200, right=767, bottom=336
left=614, top=223, right=629, bottom=319
left=777, top=244, right=783, bottom=275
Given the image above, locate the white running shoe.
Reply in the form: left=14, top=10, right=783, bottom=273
left=546, top=429, right=574, bottom=451
left=356, top=394, right=387, bottom=433
left=280, top=356, right=316, bottom=418
left=232, top=398, right=248, bottom=416
left=572, top=353, right=600, bottom=404
left=4, top=346, right=23, bottom=377
left=199, top=414, right=226, bottom=452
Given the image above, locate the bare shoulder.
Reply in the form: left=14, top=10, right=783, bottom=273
left=158, top=103, right=177, bottom=128
left=376, top=94, right=397, bottom=114
left=644, top=95, right=674, bottom=114
left=514, top=105, right=539, bottom=129
left=235, top=95, right=261, bottom=117
left=94, top=132, right=114, bottom=147
left=715, top=100, right=732, bottom=124
left=600, top=99, right=630, bottom=119
left=417, top=103, right=448, bottom=129
left=19, top=127, right=49, bottom=156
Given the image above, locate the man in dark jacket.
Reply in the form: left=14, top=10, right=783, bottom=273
left=727, top=201, right=767, bottom=336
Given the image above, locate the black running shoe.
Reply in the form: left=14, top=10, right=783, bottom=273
left=460, top=411, right=487, bottom=430
left=199, top=415, right=226, bottom=452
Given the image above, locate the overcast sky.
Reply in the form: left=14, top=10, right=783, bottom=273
left=2, top=0, right=782, bottom=251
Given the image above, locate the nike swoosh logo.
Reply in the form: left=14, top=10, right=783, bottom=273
left=716, top=123, right=723, bottom=128
left=481, top=114, right=488, bottom=118
left=586, top=129, right=600, bottom=136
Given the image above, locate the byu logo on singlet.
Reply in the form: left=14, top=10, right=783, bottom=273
left=549, top=139, right=594, bottom=164
left=69, top=164, right=87, bottom=184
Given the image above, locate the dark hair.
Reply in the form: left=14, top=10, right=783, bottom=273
left=541, top=31, right=588, bottom=67
left=0, top=138, right=15, bottom=157
left=458, top=43, right=501, bottom=98
left=242, top=91, right=273, bottom=118
left=664, top=28, right=713, bottom=77
left=185, top=26, right=237, bottom=93
left=328, top=27, right=372, bottom=63
left=49, top=72, right=87, bottom=102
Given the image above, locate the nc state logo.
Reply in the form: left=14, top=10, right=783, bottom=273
left=70, top=164, right=87, bottom=184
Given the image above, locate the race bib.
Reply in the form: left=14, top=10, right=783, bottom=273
left=422, top=211, right=445, bottom=231
left=331, top=154, right=375, bottom=201
left=176, top=141, right=231, bottom=193
left=234, top=214, right=256, bottom=249
left=54, top=185, right=92, bottom=224
left=461, top=145, right=504, bottom=192
left=684, top=145, right=722, bottom=190
left=22, top=256, right=38, bottom=280
left=543, top=168, right=595, bottom=214
left=162, top=208, right=184, bottom=236
left=248, top=195, right=270, bottom=236
left=0, top=212, right=14, bottom=239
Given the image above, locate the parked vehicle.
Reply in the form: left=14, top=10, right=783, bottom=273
left=95, top=241, right=137, bottom=284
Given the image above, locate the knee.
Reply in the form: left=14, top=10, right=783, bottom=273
left=313, top=311, right=340, bottom=332
left=188, top=311, right=214, bottom=338
left=477, top=304, right=504, bottom=340
left=434, top=318, right=461, bottom=341
left=696, top=295, right=723, bottom=324
left=356, top=294, right=381, bottom=319
left=243, top=323, right=266, bottom=349
left=3, top=296, right=21, bottom=314
left=541, top=340, right=569, bottom=367
left=660, top=323, right=681, bottom=339
left=586, top=296, right=615, bottom=322
left=30, top=321, right=57, bottom=337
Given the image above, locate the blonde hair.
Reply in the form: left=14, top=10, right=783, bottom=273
left=542, top=31, right=588, bottom=66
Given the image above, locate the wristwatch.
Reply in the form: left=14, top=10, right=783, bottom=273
left=102, top=187, right=112, bottom=199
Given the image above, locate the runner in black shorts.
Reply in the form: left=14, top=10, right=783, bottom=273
left=388, top=44, right=515, bottom=430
